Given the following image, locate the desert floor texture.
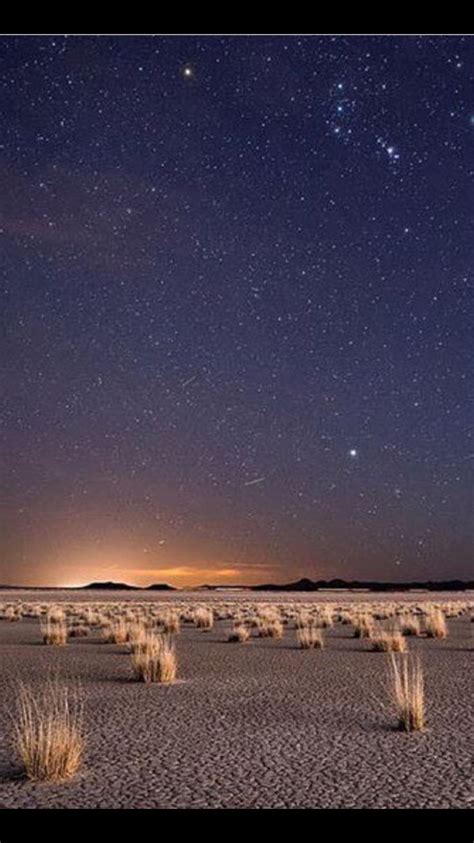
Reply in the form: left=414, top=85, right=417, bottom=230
left=0, top=589, right=473, bottom=809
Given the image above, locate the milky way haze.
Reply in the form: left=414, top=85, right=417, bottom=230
left=1, top=36, right=473, bottom=587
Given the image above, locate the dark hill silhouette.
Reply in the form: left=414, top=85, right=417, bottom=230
left=81, top=581, right=140, bottom=591
left=252, top=577, right=474, bottom=592
left=146, top=583, right=176, bottom=591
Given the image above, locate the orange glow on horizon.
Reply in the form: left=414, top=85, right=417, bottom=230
left=49, top=557, right=279, bottom=590
left=2, top=535, right=286, bottom=589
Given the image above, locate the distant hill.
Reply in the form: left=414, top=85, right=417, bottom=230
left=146, top=583, right=176, bottom=591
left=252, top=578, right=474, bottom=592
left=81, top=581, right=141, bottom=591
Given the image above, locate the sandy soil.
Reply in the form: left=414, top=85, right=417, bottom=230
left=0, top=591, right=473, bottom=809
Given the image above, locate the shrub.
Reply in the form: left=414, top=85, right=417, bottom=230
left=194, top=608, right=214, bottom=630
left=4, top=606, right=21, bottom=622
left=48, top=607, right=66, bottom=623
left=228, top=624, right=250, bottom=643
left=256, top=617, right=284, bottom=638
left=42, top=617, right=67, bottom=646
left=131, top=634, right=177, bottom=684
left=370, top=631, right=406, bottom=652
left=13, top=679, right=84, bottom=782
left=399, top=615, right=421, bottom=636
left=105, top=618, right=129, bottom=645
left=389, top=654, right=425, bottom=732
left=353, top=613, right=374, bottom=639
left=424, top=608, right=447, bottom=639
left=297, top=626, right=324, bottom=649
left=160, top=612, right=180, bottom=634
left=127, top=622, right=148, bottom=654
left=316, top=608, right=334, bottom=628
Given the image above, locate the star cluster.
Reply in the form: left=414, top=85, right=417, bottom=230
left=1, top=35, right=472, bottom=586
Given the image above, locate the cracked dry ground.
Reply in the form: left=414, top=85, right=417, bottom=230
left=0, top=613, right=473, bottom=808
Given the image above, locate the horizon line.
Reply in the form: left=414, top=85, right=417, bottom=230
left=1, top=575, right=474, bottom=592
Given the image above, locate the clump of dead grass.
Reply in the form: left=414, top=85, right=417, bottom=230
left=3, top=606, right=21, bottom=622
left=256, top=616, right=284, bottom=638
left=103, top=618, right=128, bottom=645
left=424, top=608, right=447, bottom=639
left=370, top=631, right=406, bottom=652
left=13, top=679, right=84, bottom=782
left=131, top=634, right=177, bottom=684
left=160, top=611, right=180, bottom=634
left=352, top=612, right=374, bottom=639
left=297, top=625, right=324, bottom=649
left=388, top=653, right=425, bottom=732
left=228, top=624, right=250, bottom=643
left=41, top=616, right=67, bottom=646
left=193, top=608, right=214, bottom=630
left=399, top=615, right=421, bottom=636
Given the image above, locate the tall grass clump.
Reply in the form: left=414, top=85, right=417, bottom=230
left=389, top=654, right=425, bottom=732
left=228, top=624, right=250, bottom=643
left=103, top=618, right=128, bottom=644
left=48, top=607, right=66, bottom=623
left=370, top=631, right=406, bottom=652
left=4, top=606, right=21, bottom=622
left=13, top=679, right=84, bottom=782
left=424, top=608, right=447, bottom=639
left=353, top=612, right=374, bottom=639
left=256, top=616, right=284, bottom=638
left=399, top=615, right=421, bottom=637
left=126, top=621, right=148, bottom=654
left=131, top=634, right=177, bottom=684
left=316, top=607, right=334, bottom=628
left=160, top=611, right=181, bottom=634
left=297, top=625, right=324, bottom=649
left=295, top=611, right=311, bottom=629
left=194, top=608, right=214, bottom=630
left=41, top=616, right=67, bottom=646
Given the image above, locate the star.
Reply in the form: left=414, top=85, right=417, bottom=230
left=349, top=449, right=357, bottom=458
left=182, top=65, right=194, bottom=79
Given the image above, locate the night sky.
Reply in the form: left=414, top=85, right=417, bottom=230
left=1, top=35, right=473, bottom=588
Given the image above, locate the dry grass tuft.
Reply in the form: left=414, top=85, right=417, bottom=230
left=228, top=624, right=250, bottom=643
left=389, top=654, right=425, bottom=732
left=316, top=608, right=334, bottom=628
left=48, top=607, right=66, bottom=623
left=193, top=608, right=214, bottom=630
left=131, top=634, right=177, bottom=684
left=370, top=631, right=406, bottom=652
left=353, top=612, right=374, bottom=639
left=13, top=679, right=84, bottom=782
left=127, top=622, right=149, bottom=654
left=297, top=625, right=324, bottom=649
left=399, top=615, right=421, bottom=636
left=295, top=611, right=312, bottom=629
left=3, top=606, right=21, bottom=622
left=42, top=617, right=67, bottom=646
left=424, top=608, right=447, bottom=639
left=256, top=617, right=284, bottom=638
left=160, top=611, right=181, bottom=634
left=104, top=618, right=128, bottom=645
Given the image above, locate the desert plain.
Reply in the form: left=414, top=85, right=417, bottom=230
left=0, top=589, right=473, bottom=809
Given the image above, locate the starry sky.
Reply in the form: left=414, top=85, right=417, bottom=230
left=1, top=35, right=473, bottom=588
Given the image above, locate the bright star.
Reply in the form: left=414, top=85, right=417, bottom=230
left=183, top=65, right=193, bottom=79
left=349, top=449, right=357, bottom=457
